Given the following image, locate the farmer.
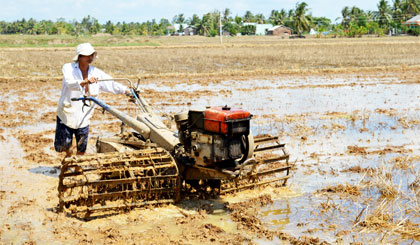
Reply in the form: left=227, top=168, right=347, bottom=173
left=54, top=43, right=131, bottom=157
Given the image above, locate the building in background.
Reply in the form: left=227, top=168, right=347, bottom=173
left=243, top=23, right=273, bottom=35
left=183, top=26, right=197, bottom=36
left=267, top=25, right=293, bottom=36
left=403, top=15, right=420, bottom=28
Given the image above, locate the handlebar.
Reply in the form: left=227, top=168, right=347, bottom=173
left=71, top=96, right=111, bottom=110
left=74, top=78, right=151, bottom=114
left=96, top=78, right=137, bottom=91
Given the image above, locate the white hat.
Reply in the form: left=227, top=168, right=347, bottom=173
left=72, top=43, right=97, bottom=62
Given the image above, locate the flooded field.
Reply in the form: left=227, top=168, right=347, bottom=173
left=0, top=69, right=418, bottom=244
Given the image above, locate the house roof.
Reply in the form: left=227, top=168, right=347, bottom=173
left=267, top=25, right=292, bottom=31
left=242, top=23, right=273, bottom=35
left=183, top=26, right=197, bottom=30
left=403, top=15, right=420, bottom=25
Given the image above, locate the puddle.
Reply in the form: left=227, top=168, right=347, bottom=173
left=28, top=166, right=60, bottom=178
left=15, top=122, right=55, bottom=133
left=145, top=76, right=419, bottom=243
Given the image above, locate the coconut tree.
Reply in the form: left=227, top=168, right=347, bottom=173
left=293, top=2, right=311, bottom=35
left=188, top=14, right=201, bottom=28
left=279, top=9, right=288, bottom=25
left=269, top=9, right=287, bottom=26
left=403, top=0, right=420, bottom=17
left=391, top=0, right=404, bottom=30
left=350, top=6, right=363, bottom=20
left=341, top=6, right=351, bottom=29
left=393, top=0, right=403, bottom=18
left=375, top=0, right=392, bottom=30
left=223, top=8, right=231, bottom=22
left=243, top=11, right=255, bottom=23
left=234, top=16, right=242, bottom=25
left=286, top=9, right=295, bottom=28
left=366, top=10, right=376, bottom=21
left=255, top=13, right=266, bottom=24
left=172, top=13, right=185, bottom=32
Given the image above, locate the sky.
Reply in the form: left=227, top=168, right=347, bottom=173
left=0, top=0, right=380, bottom=24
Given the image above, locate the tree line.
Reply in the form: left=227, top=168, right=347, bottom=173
left=1, top=0, right=420, bottom=37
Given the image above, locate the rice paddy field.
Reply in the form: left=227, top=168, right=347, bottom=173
left=0, top=35, right=419, bottom=244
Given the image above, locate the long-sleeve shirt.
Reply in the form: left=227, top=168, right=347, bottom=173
left=57, top=62, right=128, bottom=129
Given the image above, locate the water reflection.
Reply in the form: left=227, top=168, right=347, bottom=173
left=261, top=199, right=291, bottom=229
left=29, top=166, right=60, bottom=178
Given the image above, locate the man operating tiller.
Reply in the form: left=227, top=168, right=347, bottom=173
left=54, top=43, right=131, bottom=157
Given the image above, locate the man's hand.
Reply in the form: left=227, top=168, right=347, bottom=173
left=80, top=77, right=98, bottom=93
left=125, top=89, right=136, bottom=103
left=88, top=77, right=98, bottom=84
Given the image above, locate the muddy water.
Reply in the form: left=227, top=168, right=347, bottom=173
left=144, top=75, right=420, bottom=243
left=1, top=74, right=419, bottom=243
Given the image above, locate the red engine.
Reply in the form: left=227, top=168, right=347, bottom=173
left=175, top=106, right=253, bottom=168
left=204, top=106, right=251, bottom=135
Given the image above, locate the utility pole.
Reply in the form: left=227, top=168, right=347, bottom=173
left=219, top=11, right=223, bottom=44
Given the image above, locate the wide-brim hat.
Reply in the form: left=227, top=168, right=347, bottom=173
left=72, top=43, right=97, bottom=62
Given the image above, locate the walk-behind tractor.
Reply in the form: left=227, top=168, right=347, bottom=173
left=57, top=79, right=290, bottom=219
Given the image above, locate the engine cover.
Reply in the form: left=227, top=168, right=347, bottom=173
left=204, top=106, right=251, bottom=136
left=190, top=131, right=244, bottom=167
left=175, top=106, right=254, bottom=168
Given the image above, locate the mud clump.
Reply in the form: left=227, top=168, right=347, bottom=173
left=176, top=209, right=250, bottom=244
left=225, top=195, right=329, bottom=244
left=17, top=132, right=53, bottom=152
left=15, top=131, right=58, bottom=164
left=391, top=156, right=419, bottom=170
left=40, top=111, right=56, bottom=123
left=347, top=146, right=367, bottom=154
left=410, top=177, right=420, bottom=190
left=341, top=166, right=376, bottom=175
left=24, top=152, right=57, bottom=164
left=225, top=195, right=276, bottom=238
left=193, top=223, right=250, bottom=244
left=347, top=145, right=410, bottom=156
left=317, top=183, right=361, bottom=196
left=176, top=209, right=207, bottom=224
left=359, top=213, right=420, bottom=240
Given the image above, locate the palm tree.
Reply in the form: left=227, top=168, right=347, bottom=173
left=255, top=13, right=266, bottom=24
left=223, top=8, right=231, bottom=22
left=197, top=12, right=219, bottom=37
left=341, top=6, right=351, bottom=29
left=244, top=11, right=255, bottom=23
left=392, top=0, right=404, bottom=30
left=189, top=14, right=201, bottom=28
left=285, top=9, right=295, bottom=29
left=365, top=10, right=375, bottom=21
left=197, top=14, right=211, bottom=36
left=393, top=0, right=403, bottom=18
left=376, top=0, right=392, bottom=29
left=269, top=10, right=279, bottom=24
left=293, top=2, right=311, bottom=35
left=350, top=6, right=362, bottom=20
left=403, top=0, right=420, bottom=17
left=269, top=9, right=287, bottom=25
left=177, top=14, right=185, bottom=24
left=234, top=16, right=242, bottom=25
